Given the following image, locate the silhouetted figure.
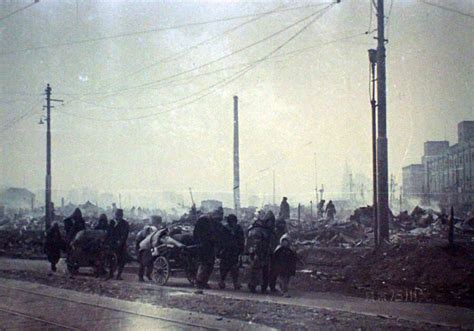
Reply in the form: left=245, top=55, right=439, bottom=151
left=94, top=214, right=108, bottom=230
left=247, top=210, right=277, bottom=294
left=135, top=225, right=156, bottom=282
left=108, top=209, right=129, bottom=280
left=269, top=234, right=297, bottom=297
left=218, top=214, right=245, bottom=290
left=44, top=223, right=66, bottom=272
left=64, top=208, right=85, bottom=243
left=193, top=215, right=216, bottom=289
left=326, top=200, right=336, bottom=221
left=279, top=197, right=290, bottom=220
left=275, top=217, right=287, bottom=242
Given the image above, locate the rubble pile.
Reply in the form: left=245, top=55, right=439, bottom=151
left=349, top=242, right=474, bottom=306
left=293, top=205, right=474, bottom=249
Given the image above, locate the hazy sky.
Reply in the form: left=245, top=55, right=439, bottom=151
left=0, top=0, right=473, bottom=207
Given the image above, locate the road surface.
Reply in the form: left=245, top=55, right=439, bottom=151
left=0, top=277, right=271, bottom=330
left=1, top=257, right=473, bottom=329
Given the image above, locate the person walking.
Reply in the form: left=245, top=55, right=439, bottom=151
left=135, top=225, right=156, bottom=282
left=218, top=214, right=244, bottom=290
left=109, top=209, right=129, bottom=280
left=193, top=215, right=216, bottom=290
left=279, top=197, right=290, bottom=220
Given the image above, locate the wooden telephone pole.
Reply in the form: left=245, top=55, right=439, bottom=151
left=44, top=84, right=63, bottom=231
left=375, top=0, right=390, bottom=243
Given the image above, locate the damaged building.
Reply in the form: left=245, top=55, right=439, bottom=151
left=403, top=121, right=474, bottom=212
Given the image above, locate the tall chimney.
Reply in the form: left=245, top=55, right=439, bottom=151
left=233, top=96, right=241, bottom=218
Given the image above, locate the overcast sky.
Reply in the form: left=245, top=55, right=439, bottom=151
left=0, top=0, right=473, bottom=207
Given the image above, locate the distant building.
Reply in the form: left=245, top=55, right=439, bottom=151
left=0, top=187, right=35, bottom=210
left=402, top=164, right=424, bottom=199
left=425, top=122, right=474, bottom=210
left=402, top=121, right=474, bottom=213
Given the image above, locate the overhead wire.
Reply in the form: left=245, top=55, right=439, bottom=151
left=54, top=2, right=292, bottom=101
left=57, top=3, right=336, bottom=122
left=75, top=31, right=367, bottom=111
left=0, top=99, right=42, bottom=133
left=0, top=2, right=333, bottom=57
left=85, top=2, right=329, bottom=96
left=367, top=0, right=374, bottom=33
left=418, top=0, right=474, bottom=19
left=80, top=31, right=367, bottom=112
left=69, top=4, right=335, bottom=103
left=0, top=1, right=39, bottom=24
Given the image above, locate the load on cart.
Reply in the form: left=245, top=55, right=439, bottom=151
left=66, top=229, right=117, bottom=276
left=138, top=227, right=199, bottom=286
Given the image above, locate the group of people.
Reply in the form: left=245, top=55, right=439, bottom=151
left=246, top=209, right=297, bottom=296
left=44, top=208, right=130, bottom=280
left=187, top=204, right=297, bottom=296
left=45, top=198, right=299, bottom=296
left=316, top=199, right=337, bottom=221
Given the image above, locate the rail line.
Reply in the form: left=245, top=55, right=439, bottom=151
left=0, top=283, right=217, bottom=330
left=0, top=306, right=79, bottom=330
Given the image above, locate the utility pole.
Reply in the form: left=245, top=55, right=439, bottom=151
left=272, top=170, right=276, bottom=206
left=43, top=84, right=62, bottom=231
left=314, top=154, right=319, bottom=202
left=368, top=48, right=378, bottom=246
left=349, top=172, right=354, bottom=205
left=233, top=96, right=241, bottom=218
left=375, top=0, right=389, bottom=244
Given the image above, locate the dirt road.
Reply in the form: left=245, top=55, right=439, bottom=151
left=0, top=257, right=472, bottom=330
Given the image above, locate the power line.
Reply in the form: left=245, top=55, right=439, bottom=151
left=54, top=3, right=292, bottom=100
left=58, top=3, right=336, bottom=122
left=72, top=4, right=334, bottom=102
left=89, top=3, right=328, bottom=95
left=59, top=5, right=336, bottom=120
left=419, top=0, right=474, bottom=19
left=77, top=30, right=366, bottom=112
left=0, top=2, right=332, bottom=57
left=0, top=100, right=41, bottom=133
left=0, top=1, right=39, bottom=23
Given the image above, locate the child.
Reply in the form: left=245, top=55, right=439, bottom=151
left=270, top=233, right=297, bottom=297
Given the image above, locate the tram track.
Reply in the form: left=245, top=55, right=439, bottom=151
left=0, top=283, right=218, bottom=330
left=0, top=306, right=79, bottom=330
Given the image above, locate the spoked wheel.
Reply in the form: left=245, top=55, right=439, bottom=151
left=153, top=256, right=170, bottom=286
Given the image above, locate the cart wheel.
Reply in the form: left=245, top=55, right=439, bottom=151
left=153, top=256, right=170, bottom=286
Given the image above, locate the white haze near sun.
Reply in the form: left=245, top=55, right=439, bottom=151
left=0, top=0, right=473, bottom=208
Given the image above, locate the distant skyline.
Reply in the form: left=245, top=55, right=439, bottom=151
left=1, top=0, right=473, bottom=207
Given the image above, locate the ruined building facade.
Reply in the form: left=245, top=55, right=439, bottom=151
left=402, top=121, right=474, bottom=213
